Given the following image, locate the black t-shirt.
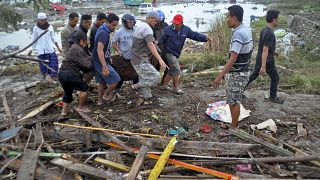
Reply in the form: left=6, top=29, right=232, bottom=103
left=89, top=23, right=99, bottom=53
left=256, top=26, right=276, bottom=65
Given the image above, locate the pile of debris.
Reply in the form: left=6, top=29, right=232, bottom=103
left=0, top=83, right=320, bottom=180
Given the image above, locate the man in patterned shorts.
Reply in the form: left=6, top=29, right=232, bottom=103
left=212, top=5, right=253, bottom=128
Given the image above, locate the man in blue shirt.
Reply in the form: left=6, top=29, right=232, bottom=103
left=159, top=14, right=210, bottom=94
left=92, top=13, right=121, bottom=106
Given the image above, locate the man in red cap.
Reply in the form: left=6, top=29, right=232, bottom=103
left=159, top=14, right=211, bottom=94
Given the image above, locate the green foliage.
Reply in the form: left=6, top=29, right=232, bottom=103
left=207, top=15, right=232, bottom=54
left=14, top=2, right=29, bottom=8
left=180, top=53, right=226, bottom=72
left=0, top=5, right=22, bottom=31
left=27, top=0, right=50, bottom=13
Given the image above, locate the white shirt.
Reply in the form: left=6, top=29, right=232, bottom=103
left=31, top=25, right=57, bottom=55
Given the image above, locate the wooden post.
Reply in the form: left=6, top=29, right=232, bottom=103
left=127, top=145, right=149, bottom=180
left=16, top=149, right=40, bottom=180
left=76, top=110, right=134, bottom=154
left=1, top=93, right=16, bottom=128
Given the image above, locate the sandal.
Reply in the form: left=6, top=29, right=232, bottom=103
left=159, top=85, right=170, bottom=91
left=103, top=94, right=116, bottom=102
left=76, top=107, right=91, bottom=113
left=173, top=88, right=184, bottom=95
left=219, top=130, right=231, bottom=137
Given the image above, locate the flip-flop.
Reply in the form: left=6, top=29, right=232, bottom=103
left=97, top=101, right=104, bottom=106
left=103, top=94, right=116, bottom=102
left=219, top=130, right=231, bottom=137
left=76, top=107, right=91, bottom=113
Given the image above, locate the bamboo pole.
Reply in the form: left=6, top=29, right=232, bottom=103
left=53, top=122, right=165, bottom=139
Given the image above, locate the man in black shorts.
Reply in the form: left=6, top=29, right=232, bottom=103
left=59, top=31, right=93, bottom=115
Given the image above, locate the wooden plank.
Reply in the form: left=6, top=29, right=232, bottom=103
left=106, top=142, right=239, bottom=180
left=253, top=129, right=320, bottom=167
left=44, top=130, right=261, bottom=156
left=94, top=157, right=130, bottom=172
left=229, top=128, right=294, bottom=156
left=0, top=158, right=72, bottom=180
left=0, top=126, right=22, bottom=143
left=1, top=93, right=16, bottom=128
left=17, top=149, right=40, bottom=180
left=17, top=98, right=60, bottom=122
left=51, top=158, right=113, bottom=179
left=149, top=137, right=177, bottom=180
left=139, top=166, right=183, bottom=177
left=76, top=110, right=134, bottom=153
left=127, top=145, right=149, bottom=180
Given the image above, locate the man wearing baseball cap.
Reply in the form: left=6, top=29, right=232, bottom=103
left=30, top=12, right=62, bottom=81
left=159, top=14, right=211, bottom=95
left=130, top=10, right=168, bottom=106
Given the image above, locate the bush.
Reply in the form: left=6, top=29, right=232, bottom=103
left=206, top=15, right=231, bottom=54
left=180, top=53, right=226, bottom=72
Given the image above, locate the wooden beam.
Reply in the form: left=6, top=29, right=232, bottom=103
left=0, top=158, right=72, bottom=180
left=253, top=129, right=320, bottom=167
left=127, top=145, right=149, bottom=180
left=106, top=142, right=239, bottom=180
left=148, top=137, right=177, bottom=180
left=51, top=158, right=114, bottom=179
left=1, top=93, right=16, bottom=128
left=192, top=155, right=320, bottom=166
left=18, top=98, right=60, bottom=122
left=76, top=110, right=134, bottom=154
left=94, top=157, right=130, bottom=172
left=44, top=130, right=261, bottom=156
left=16, top=149, right=40, bottom=180
left=229, top=128, right=294, bottom=156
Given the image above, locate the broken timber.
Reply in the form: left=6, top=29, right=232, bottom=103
left=94, top=157, right=130, bottom=172
left=51, top=158, right=114, bottom=179
left=106, top=142, right=239, bottom=180
left=148, top=137, right=177, bottom=180
left=17, top=98, right=61, bottom=122
left=0, top=158, right=72, bottom=180
left=253, top=129, right=320, bottom=167
left=1, top=93, right=16, bottom=128
left=47, top=129, right=260, bottom=156
left=76, top=110, right=134, bottom=154
left=192, top=155, right=320, bottom=166
left=16, top=149, right=40, bottom=180
left=229, top=128, right=294, bottom=156
left=127, top=145, right=149, bottom=180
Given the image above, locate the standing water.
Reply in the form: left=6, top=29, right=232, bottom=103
left=0, top=2, right=266, bottom=50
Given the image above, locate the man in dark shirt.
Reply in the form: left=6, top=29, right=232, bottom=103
left=245, top=10, right=284, bottom=104
left=59, top=31, right=93, bottom=115
left=89, top=13, right=107, bottom=53
left=69, top=14, right=92, bottom=54
left=159, top=14, right=210, bottom=94
left=92, top=13, right=121, bottom=106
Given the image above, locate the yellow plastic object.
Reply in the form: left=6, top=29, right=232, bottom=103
left=94, top=157, right=130, bottom=172
left=147, top=136, right=177, bottom=180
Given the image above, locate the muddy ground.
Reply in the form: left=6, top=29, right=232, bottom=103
left=1, top=72, right=319, bottom=152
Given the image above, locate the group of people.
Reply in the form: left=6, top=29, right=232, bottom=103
left=30, top=5, right=284, bottom=129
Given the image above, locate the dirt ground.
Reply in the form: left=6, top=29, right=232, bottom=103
left=1, top=72, right=319, bottom=154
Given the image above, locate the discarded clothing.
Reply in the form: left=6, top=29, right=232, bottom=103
left=206, top=101, right=251, bottom=123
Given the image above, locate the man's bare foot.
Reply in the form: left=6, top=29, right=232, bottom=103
left=76, top=106, right=91, bottom=113
left=131, top=83, right=140, bottom=90
left=137, top=98, right=145, bottom=106
left=97, top=100, right=104, bottom=106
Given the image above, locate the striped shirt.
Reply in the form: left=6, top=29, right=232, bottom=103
left=229, top=23, right=253, bottom=71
